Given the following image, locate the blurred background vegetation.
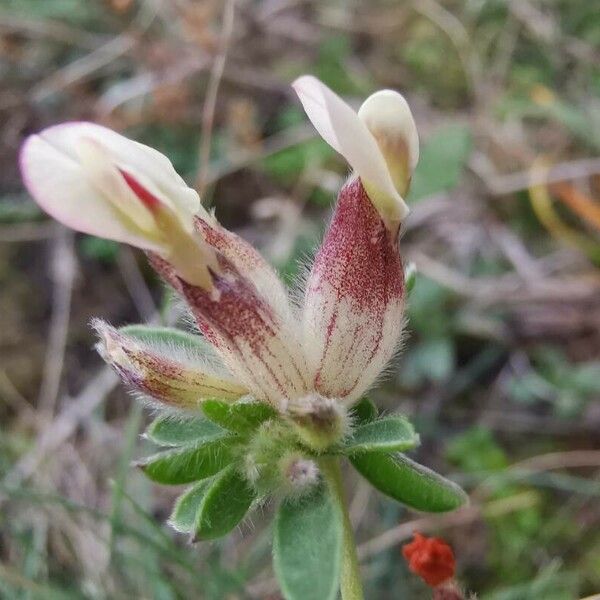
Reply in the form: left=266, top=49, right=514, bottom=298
left=1, top=0, right=599, bottom=598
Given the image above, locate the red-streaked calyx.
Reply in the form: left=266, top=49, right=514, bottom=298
left=147, top=253, right=310, bottom=409
left=94, top=320, right=248, bottom=409
left=302, top=178, right=405, bottom=405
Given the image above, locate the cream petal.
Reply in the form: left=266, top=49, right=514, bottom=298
left=20, top=121, right=204, bottom=249
left=75, top=136, right=159, bottom=234
left=358, top=90, right=419, bottom=172
left=35, top=122, right=200, bottom=215
left=292, top=75, right=410, bottom=223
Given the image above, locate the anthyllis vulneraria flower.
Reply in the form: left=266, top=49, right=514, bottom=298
left=20, top=76, right=467, bottom=600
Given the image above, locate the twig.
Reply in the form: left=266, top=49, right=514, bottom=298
left=4, top=367, right=119, bottom=491
left=0, top=222, right=57, bottom=243
left=408, top=250, right=600, bottom=306
left=509, top=1, right=599, bottom=65
left=31, top=0, right=159, bottom=103
left=349, top=480, right=372, bottom=527
left=203, top=123, right=316, bottom=186
left=411, top=0, right=478, bottom=96
left=471, top=154, right=600, bottom=196
left=38, top=229, right=77, bottom=417
left=472, top=450, right=600, bottom=501
left=0, top=12, right=109, bottom=48
left=196, top=0, right=236, bottom=195
left=117, top=248, right=157, bottom=321
left=357, top=492, right=537, bottom=560
left=3, top=298, right=179, bottom=492
left=97, top=53, right=210, bottom=115
left=0, top=371, right=38, bottom=420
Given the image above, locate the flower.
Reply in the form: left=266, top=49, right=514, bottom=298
left=292, top=75, right=418, bottom=230
left=402, top=532, right=456, bottom=587
left=20, top=123, right=218, bottom=290
left=19, top=76, right=419, bottom=449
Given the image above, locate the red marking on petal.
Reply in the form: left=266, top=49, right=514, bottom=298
left=402, top=532, right=456, bottom=587
left=154, top=250, right=303, bottom=401
left=195, top=217, right=263, bottom=272
left=120, top=169, right=161, bottom=211
left=310, top=177, right=403, bottom=308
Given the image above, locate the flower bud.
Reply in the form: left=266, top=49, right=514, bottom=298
left=94, top=320, right=246, bottom=409
left=293, top=75, right=419, bottom=230
left=20, top=122, right=218, bottom=291
left=278, top=453, right=320, bottom=496
left=242, top=420, right=299, bottom=494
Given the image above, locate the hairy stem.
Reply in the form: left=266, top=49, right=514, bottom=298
left=321, top=457, right=364, bottom=600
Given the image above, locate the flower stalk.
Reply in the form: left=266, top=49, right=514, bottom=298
left=320, top=457, right=364, bottom=600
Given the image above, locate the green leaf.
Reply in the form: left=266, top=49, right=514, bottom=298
left=137, top=437, right=238, bottom=485
left=193, top=466, right=255, bottom=540
left=340, top=416, right=420, bottom=454
left=273, top=484, right=343, bottom=600
left=350, top=452, right=468, bottom=512
left=201, top=398, right=276, bottom=434
left=169, top=480, right=210, bottom=533
left=146, top=414, right=226, bottom=447
left=350, top=397, right=378, bottom=424
left=408, top=124, right=472, bottom=202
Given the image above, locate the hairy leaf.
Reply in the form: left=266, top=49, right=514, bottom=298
left=137, top=437, right=238, bottom=485
left=350, top=396, right=378, bottom=424
left=193, top=466, right=255, bottom=540
left=351, top=452, right=468, bottom=512
left=273, top=484, right=343, bottom=600
left=169, top=480, right=210, bottom=533
left=341, top=416, right=419, bottom=454
left=120, top=324, right=215, bottom=356
left=202, top=398, right=276, bottom=434
left=146, top=414, right=225, bottom=447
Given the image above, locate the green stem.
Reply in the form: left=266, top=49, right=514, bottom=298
left=321, top=457, right=364, bottom=600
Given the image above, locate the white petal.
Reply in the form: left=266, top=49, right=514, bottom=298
left=20, top=127, right=162, bottom=250
left=292, top=75, right=409, bottom=222
left=75, top=136, right=158, bottom=234
left=39, top=122, right=199, bottom=215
